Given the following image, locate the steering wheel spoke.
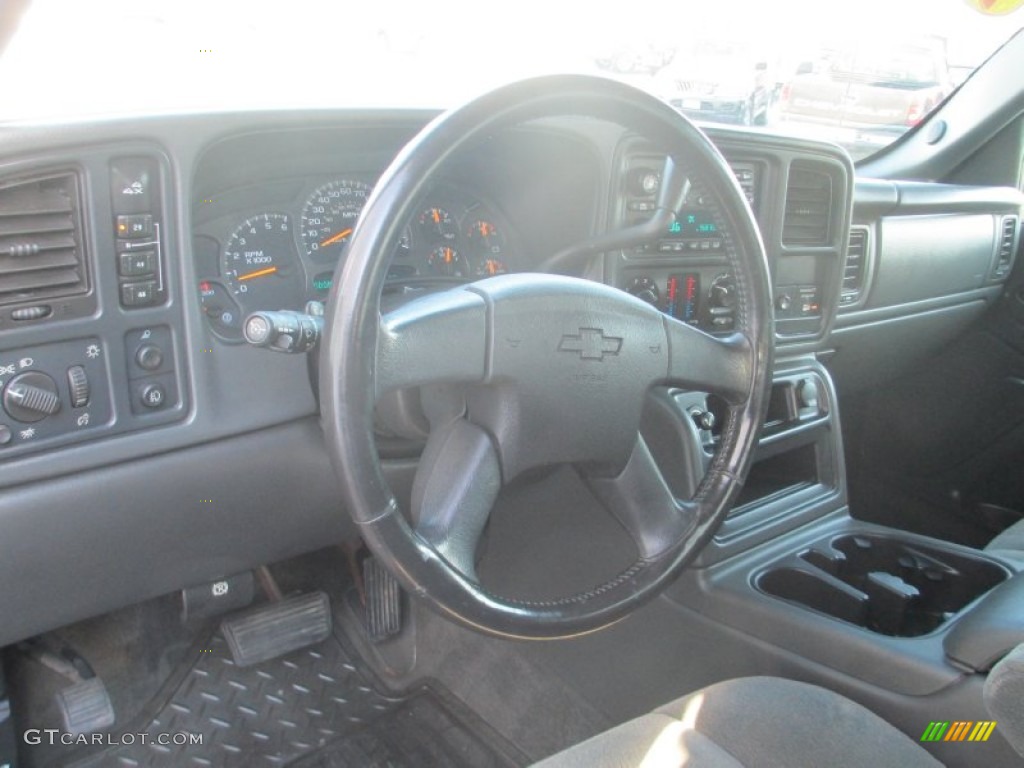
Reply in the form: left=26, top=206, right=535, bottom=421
left=663, top=318, right=753, bottom=405
left=585, top=436, right=698, bottom=561
left=376, top=287, right=488, bottom=396
left=411, top=417, right=501, bottom=581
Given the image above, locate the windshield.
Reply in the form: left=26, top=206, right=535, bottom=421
left=1, top=0, right=1021, bottom=161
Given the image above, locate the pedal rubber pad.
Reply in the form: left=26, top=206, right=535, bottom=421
left=55, top=677, right=115, bottom=736
left=363, top=557, right=402, bottom=642
left=221, top=591, right=331, bottom=667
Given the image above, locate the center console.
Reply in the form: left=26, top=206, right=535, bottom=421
left=657, top=359, right=1020, bottom=767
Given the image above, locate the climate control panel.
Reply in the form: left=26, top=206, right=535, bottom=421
left=625, top=271, right=737, bottom=332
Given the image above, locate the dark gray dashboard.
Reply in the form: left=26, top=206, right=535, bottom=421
left=0, top=109, right=1019, bottom=647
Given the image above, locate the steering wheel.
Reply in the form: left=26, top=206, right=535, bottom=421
left=321, top=75, right=773, bottom=639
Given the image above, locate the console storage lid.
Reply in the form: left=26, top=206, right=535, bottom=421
left=945, top=572, right=1024, bottom=672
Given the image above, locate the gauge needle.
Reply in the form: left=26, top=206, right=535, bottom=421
left=320, top=228, right=353, bottom=247
left=237, top=266, right=278, bottom=281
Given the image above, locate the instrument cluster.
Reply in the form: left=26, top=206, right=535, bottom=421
left=195, top=177, right=520, bottom=342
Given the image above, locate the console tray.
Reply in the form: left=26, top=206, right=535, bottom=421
left=755, top=534, right=1010, bottom=637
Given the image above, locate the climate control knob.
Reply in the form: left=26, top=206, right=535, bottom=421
left=709, top=274, right=736, bottom=309
left=3, top=371, right=61, bottom=423
left=627, top=277, right=661, bottom=307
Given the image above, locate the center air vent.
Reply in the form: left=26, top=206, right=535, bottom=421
left=992, top=216, right=1018, bottom=279
left=841, top=227, right=869, bottom=306
left=0, top=172, right=88, bottom=306
left=783, top=165, right=832, bottom=246
left=730, top=162, right=757, bottom=211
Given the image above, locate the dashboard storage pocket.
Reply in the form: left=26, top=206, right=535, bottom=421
left=756, top=533, right=1010, bottom=637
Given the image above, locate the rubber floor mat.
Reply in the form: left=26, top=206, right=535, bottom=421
left=68, top=629, right=519, bottom=767
left=288, top=692, right=520, bottom=767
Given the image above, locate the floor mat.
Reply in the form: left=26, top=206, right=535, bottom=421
left=289, top=693, right=519, bottom=767
left=67, top=629, right=519, bottom=768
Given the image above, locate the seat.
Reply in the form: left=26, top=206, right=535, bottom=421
left=532, top=676, right=941, bottom=768
left=986, top=519, right=1024, bottom=557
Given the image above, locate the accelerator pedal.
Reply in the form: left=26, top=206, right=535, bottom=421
left=363, top=556, right=402, bottom=642
left=221, top=591, right=331, bottom=667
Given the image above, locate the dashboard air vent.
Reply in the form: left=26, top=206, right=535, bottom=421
left=0, top=172, right=87, bottom=306
left=992, top=216, right=1018, bottom=279
left=783, top=165, right=832, bottom=246
left=841, top=227, right=869, bottom=307
left=730, top=162, right=757, bottom=211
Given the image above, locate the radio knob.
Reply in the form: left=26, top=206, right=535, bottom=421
left=631, top=169, right=661, bottom=196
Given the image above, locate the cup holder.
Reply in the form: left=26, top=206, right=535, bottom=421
left=755, top=534, right=1010, bottom=636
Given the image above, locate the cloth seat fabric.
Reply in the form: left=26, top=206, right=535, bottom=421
left=532, top=676, right=941, bottom=768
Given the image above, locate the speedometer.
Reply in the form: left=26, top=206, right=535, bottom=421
left=300, top=179, right=371, bottom=262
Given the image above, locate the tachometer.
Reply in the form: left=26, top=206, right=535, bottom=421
left=300, top=179, right=371, bottom=262
left=221, top=213, right=303, bottom=311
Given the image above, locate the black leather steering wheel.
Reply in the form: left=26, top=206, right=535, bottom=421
left=321, top=75, right=773, bottom=639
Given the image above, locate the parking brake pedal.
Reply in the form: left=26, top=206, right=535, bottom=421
left=363, top=556, right=402, bottom=642
left=221, top=591, right=331, bottom=667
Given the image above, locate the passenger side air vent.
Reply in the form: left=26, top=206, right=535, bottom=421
left=783, top=165, right=832, bottom=246
left=992, top=215, right=1018, bottom=279
left=0, top=172, right=88, bottom=306
left=840, top=227, right=869, bottom=307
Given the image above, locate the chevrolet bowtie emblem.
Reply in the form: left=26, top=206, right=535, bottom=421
left=558, top=328, right=623, bottom=361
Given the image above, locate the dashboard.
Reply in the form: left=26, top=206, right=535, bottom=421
left=0, top=107, right=1019, bottom=649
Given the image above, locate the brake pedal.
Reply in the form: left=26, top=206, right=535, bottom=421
left=55, top=677, right=115, bottom=737
left=363, top=557, right=402, bottom=642
left=221, top=591, right=331, bottom=667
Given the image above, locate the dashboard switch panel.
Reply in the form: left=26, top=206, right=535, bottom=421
left=124, top=326, right=178, bottom=415
left=0, top=337, right=112, bottom=454
left=111, top=157, right=165, bottom=309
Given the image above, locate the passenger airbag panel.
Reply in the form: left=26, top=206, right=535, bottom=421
left=870, top=215, right=994, bottom=308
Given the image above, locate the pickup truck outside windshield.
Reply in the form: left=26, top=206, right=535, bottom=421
left=0, top=0, right=1021, bottom=161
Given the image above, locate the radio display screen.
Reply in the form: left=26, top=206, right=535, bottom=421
left=667, top=210, right=719, bottom=238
